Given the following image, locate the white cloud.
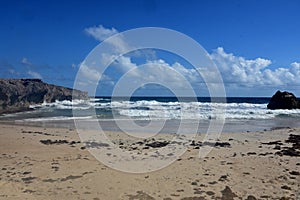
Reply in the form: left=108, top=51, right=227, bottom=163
left=291, top=62, right=300, bottom=78
left=84, top=24, right=129, bottom=53
left=210, top=47, right=272, bottom=86
left=84, top=25, right=118, bottom=41
left=110, top=58, right=199, bottom=96
left=106, top=56, right=204, bottom=96
left=21, top=57, right=32, bottom=66
left=76, top=61, right=115, bottom=95
left=114, top=56, right=138, bottom=75
left=79, top=62, right=101, bottom=82
left=82, top=24, right=300, bottom=96
left=106, top=47, right=300, bottom=96
left=210, top=47, right=300, bottom=88
left=27, top=70, right=42, bottom=79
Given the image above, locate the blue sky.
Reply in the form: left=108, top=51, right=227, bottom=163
left=1, top=0, right=300, bottom=96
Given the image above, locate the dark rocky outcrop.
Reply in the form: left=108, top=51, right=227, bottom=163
left=0, top=79, right=88, bottom=114
left=267, top=90, right=300, bottom=109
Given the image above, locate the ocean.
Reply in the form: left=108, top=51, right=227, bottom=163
left=1, top=97, right=300, bottom=133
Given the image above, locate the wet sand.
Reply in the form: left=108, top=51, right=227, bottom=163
left=0, top=123, right=299, bottom=199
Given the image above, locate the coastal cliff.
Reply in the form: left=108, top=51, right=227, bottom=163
left=0, top=79, right=88, bottom=114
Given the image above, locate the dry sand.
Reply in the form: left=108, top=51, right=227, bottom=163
left=0, top=122, right=299, bottom=200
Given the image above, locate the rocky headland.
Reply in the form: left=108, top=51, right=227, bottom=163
left=0, top=79, right=88, bottom=114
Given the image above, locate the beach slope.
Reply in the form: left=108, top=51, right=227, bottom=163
left=0, top=123, right=299, bottom=199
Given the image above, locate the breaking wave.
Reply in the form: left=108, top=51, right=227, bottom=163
left=13, top=98, right=300, bottom=121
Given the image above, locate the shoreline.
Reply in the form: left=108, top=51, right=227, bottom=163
left=1, top=116, right=300, bottom=135
left=0, top=123, right=299, bottom=199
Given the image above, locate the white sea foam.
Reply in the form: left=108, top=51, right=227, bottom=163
left=112, top=101, right=300, bottom=120
left=29, top=99, right=91, bottom=110
left=20, top=98, right=300, bottom=121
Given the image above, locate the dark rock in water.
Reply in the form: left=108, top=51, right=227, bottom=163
left=0, top=79, right=88, bottom=114
left=267, top=90, right=300, bottom=109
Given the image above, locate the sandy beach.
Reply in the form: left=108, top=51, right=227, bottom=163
left=0, top=122, right=299, bottom=200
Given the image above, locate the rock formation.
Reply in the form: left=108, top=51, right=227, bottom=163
left=267, top=90, right=300, bottom=109
left=0, top=79, right=88, bottom=114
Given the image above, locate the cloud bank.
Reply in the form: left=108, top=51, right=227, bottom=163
left=211, top=47, right=300, bottom=87
left=80, top=25, right=300, bottom=96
